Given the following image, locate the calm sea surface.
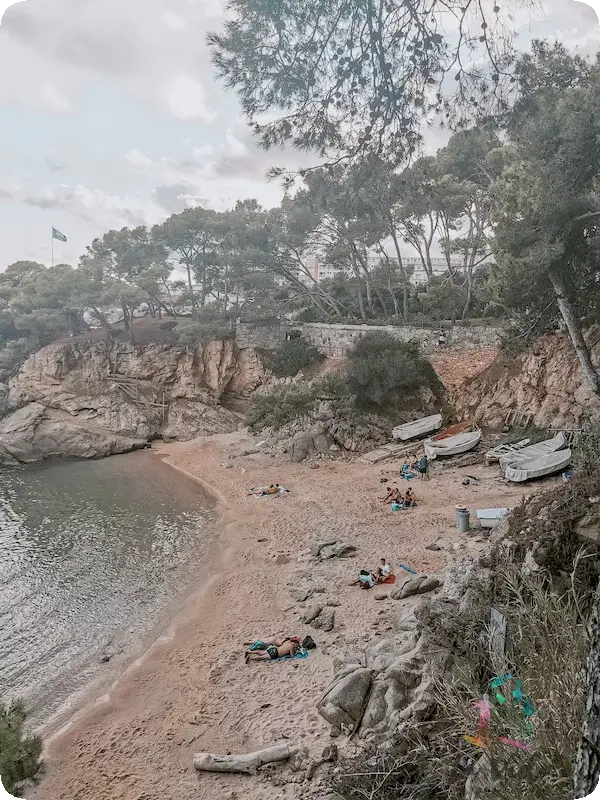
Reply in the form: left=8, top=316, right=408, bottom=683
left=0, top=452, right=216, bottom=728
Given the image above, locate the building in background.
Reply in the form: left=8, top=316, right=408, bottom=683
left=300, top=252, right=468, bottom=286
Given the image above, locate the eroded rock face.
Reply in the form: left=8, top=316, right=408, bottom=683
left=452, top=328, right=600, bottom=429
left=0, top=338, right=266, bottom=465
left=0, top=403, right=147, bottom=464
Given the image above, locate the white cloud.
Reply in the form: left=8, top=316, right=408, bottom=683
left=125, top=150, right=154, bottom=167
left=0, top=0, right=225, bottom=121
left=162, top=11, right=186, bottom=29
left=166, top=73, right=217, bottom=122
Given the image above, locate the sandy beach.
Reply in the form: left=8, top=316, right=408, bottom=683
left=30, top=430, right=539, bottom=800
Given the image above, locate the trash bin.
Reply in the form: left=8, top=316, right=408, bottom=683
left=458, top=509, right=470, bottom=534
left=455, top=505, right=467, bottom=528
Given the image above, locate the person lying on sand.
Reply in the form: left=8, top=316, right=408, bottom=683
left=376, top=558, right=393, bottom=582
left=244, top=635, right=301, bottom=650
left=248, top=484, right=285, bottom=497
left=245, top=639, right=300, bottom=662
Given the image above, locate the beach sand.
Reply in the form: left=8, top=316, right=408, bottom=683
left=30, top=431, right=540, bottom=800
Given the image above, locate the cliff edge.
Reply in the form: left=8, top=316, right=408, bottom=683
left=0, top=338, right=267, bottom=465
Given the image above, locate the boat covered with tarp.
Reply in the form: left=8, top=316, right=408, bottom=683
left=505, top=449, right=572, bottom=483
left=392, top=414, right=443, bottom=441
left=499, top=432, right=567, bottom=470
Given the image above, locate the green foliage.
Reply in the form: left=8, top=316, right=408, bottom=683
left=248, top=374, right=347, bottom=432
left=268, top=336, right=322, bottom=377
left=345, top=332, right=441, bottom=411
left=0, top=699, right=43, bottom=797
left=332, top=567, right=589, bottom=800
left=208, top=0, right=516, bottom=166
left=175, top=317, right=232, bottom=347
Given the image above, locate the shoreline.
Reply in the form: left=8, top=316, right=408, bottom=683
left=30, top=431, right=539, bottom=800
left=33, top=450, right=225, bottom=743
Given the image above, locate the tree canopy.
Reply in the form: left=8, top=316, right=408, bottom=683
left=207, top=0, right=524, bottom=168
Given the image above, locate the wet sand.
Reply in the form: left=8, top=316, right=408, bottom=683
left=30, top=431, right=540, bottom=800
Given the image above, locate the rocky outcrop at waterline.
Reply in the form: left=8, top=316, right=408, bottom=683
left=0, top=338, right=267, bottom=465
left=452, top=328, right=600, bottom=429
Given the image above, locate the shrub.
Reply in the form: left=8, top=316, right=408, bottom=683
left=0, top=699, right=43, bottom=797
left=331, top=567, right=589, bottom=800
left=175, top=318, right=232, bottom=347
left=268, top=336, right=323, bottom=377
left=345, top=332, right=442, bottom=411
left=248, top=374, right=347, bottom=432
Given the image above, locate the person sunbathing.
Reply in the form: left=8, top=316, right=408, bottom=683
left=404, top=488, right=417, bottom=508
left=244, top=635, right=300, bottom=650
left=245, top=638, right=301, bottom=662
left=359, top=569, right=376, bottom=589
left=383, top=486, right=402, bottom=505
left=383, top=486, right=397, bottom=504
left=391, top=492, right=405, bottom=510
left=376, top=558, right=393, bottom=583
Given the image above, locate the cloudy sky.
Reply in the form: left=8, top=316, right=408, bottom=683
left=0, top=0, right=599, bottom=269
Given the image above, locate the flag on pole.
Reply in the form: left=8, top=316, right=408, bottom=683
left=52, top=227, right=67, bottom=243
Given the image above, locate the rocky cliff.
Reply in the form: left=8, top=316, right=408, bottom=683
left=452, top=328, right=600, bottom=429
left=0, top=338, right=267, bottom=465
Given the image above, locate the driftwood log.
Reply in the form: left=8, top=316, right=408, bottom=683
left=193, top=741, right=297, bottom=774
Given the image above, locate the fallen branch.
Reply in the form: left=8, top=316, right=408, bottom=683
left=193, top=740, right=297, bottom=774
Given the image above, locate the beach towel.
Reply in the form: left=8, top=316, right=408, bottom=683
left=268, top=648, right=309, bottom=663
left=382, top=574, right=396, bottom=585
left=249, top=486, right=291, bottom=498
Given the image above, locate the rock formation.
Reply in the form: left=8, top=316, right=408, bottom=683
left=0, top=338, right=267, bottom=464
left=453, top=328, right=600, bottom=429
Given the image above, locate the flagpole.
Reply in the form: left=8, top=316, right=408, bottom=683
left=51, top=230, right=54, bottom=268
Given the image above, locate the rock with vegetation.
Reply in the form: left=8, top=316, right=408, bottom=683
left=0, top=700, right=43, bottom=798
left=0, top=338, right=266, bottom=464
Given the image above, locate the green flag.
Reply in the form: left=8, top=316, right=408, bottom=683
left=52, top=227, right=67, bottom=243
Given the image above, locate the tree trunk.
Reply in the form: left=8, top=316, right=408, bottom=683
left=574, top=578, right=600, bottom=798
left=549, top=267, right=600, bottom=395
left=193, top=741, right=297, bottom=774
left=356, top=285, right=367, bottom=321
left=121, top=303, right=130, bottom=332
left=186, top=262, right=196, bottom=315
left=389, top=225, right=410, bottom=324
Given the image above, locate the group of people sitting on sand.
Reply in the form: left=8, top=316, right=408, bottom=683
left=382, top=485, right=417, bottom=510
left=244, top=634, right=316, bottom=662
left=358, top=558, right=394, bottom=589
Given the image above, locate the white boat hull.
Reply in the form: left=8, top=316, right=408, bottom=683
left=392, top=414, right=443, bottom=441
left=499, top=433, right=566, bottom=470
left=505, top=449, right=572, bottom=483
left=424, top=429, right=482, bottom=460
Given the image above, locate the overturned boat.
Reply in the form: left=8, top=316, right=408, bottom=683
left=424, top=428, right=482, bottom=460
left=392, top=414, right=443, bottom=442
left=499, top=432, right=567, bottom=470
left=505, top=449, right=572, bottom=483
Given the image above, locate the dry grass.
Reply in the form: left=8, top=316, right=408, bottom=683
left=330, top=566, right=591, bottom=800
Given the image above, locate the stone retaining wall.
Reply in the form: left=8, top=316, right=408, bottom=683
left=236, top=321, right=505, bottom=357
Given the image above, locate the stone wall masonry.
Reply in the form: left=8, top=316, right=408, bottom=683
left=236, top=321, right=505, bottom=357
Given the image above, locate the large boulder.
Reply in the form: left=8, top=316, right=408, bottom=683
left=390, top=574, right=440, bottom=600
left=0, top=403, right=146, bottom=465
left=317, top=667, right=374, bottom=732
